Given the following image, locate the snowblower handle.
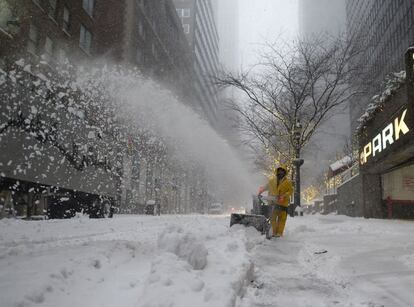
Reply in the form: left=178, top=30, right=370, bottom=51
left=258, top=195, right=278, bottom=203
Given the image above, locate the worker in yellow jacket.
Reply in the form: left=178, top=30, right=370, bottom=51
left=258, top=165, right=294, bottom=237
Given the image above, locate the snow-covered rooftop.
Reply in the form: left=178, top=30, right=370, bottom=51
left=356, top=71, right=406, bottom=133
left=329, top=155, right=352, bottom=173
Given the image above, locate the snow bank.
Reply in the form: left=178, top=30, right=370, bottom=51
left=157, top=225, right=208, bottom=270
left=139, top=219, right=261, bottom=307
left=0, top=215, right=262, bottom=307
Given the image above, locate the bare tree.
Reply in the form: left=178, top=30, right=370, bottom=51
left=216, top=34, right=367, bottom=166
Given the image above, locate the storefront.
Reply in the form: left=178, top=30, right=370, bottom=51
left=358, top=49, right=414, bottom=218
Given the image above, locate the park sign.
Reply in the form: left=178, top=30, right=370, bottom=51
left=360, top=108, right=411, bottom=165
left=359, top=48, right=414, bottom=169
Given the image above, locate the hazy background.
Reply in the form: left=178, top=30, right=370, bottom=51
left=219, top=0, right=349, bottom=192
left=239, top=0, right=298, bottom=67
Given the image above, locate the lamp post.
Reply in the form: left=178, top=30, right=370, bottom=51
left=293, top=121, right=304, bottom=215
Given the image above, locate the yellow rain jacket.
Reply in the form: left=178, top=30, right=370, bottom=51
left=265, top=166, right=293, bottom=207
left=259, top=165, right=294, bottom=236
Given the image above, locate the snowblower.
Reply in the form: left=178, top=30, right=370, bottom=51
left=230, top=195, right=277, bottom=239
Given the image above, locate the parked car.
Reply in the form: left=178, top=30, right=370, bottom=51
left=208, top=203, right=223, bottom=214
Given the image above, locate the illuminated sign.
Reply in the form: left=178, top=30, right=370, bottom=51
left=360, top=109, right=410, bottom=165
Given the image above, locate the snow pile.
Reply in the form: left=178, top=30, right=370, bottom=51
left=0, top=215, right=262, bottom=307
left=157, top=225, right=208, bottom=270
left=139, top=220, right=260, bottom=307
left=357, top=71, right=406, bottom=132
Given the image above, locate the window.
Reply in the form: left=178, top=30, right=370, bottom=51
left=183, top=24, right=190, bottom=34
left=82, top=0, right=94, bottom=16
left=79, top=24, right=92, bottom=54
left=48, top=0, right=58, bottom=19
left=63, top=6, right=70, bottom=32
left=44, top=36, right=54, bottom=61
left=27, top=24, right=39, bottom=55
left=183, top=9, right=190, bottom=18
left=176, top=9, right=183, bottom=18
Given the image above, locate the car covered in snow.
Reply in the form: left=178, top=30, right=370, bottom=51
left=208, top=203, right=223, bottom=214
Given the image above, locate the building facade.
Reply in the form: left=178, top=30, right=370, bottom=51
left=334, top=49, right=414, bottom=219
left=110, top=0, right=195, bottom=99
left=0, top=0, right=203, bottom=218
left=173, top=0, right=220, bottom=124
left=0, top=0, right=97, bottom=66
left=346, top=0, right=414, bottom=131
left=0, top=0, right=116, bottom=219
left=332, top=0, right=414, bottom=219
left=299, top=0, right=346, bottom=38
left=357, top=49, right=414, bottom=218
left=216, top=0, right=239, bottom=73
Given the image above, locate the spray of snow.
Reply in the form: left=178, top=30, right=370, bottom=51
left=77, top=66, right=257, bottom=208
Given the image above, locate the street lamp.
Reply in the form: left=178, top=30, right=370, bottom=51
left=293, top=121, right=304, bottom=215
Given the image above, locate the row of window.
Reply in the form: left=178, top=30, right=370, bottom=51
left=134, top=1, right=180, bottom=66
left=27, top=24, right=67, bottom=62
left=28, top=22, right=92, bottom=61
left=28, top=0, right=94, bottom=58
left=176, top=8, right=191, bottom=18
left=32, top=0, right=94, bottom=18
left=350, top=1, right=414, bottom=81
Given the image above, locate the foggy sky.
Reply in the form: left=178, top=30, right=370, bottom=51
left=238, top=0, right=298, bottom=67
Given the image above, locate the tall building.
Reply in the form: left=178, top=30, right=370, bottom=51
left=0, top=0, right=98, bottom=66
left=215, top=0, right=241, bottom=143
left=298, top=0, right=349, bottom=188
left=341, top=0, right=414, bottom=219
left=299, top=0, right=346, bottom=37
left=0, top=0, right=200, bottom=217
left=0, top=0, right=194, bottom=98
left=346, top=0, right=414, bottom=131
left=96, top=0, right=195, bottom=99
left=173, top=0, right=220, bottom=123
left=217, top=0, right=239, bottom=73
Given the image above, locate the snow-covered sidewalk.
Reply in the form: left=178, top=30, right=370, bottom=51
left=1, top=214, right=414, bottom=307
left=239, top=215, right=414, bottom=307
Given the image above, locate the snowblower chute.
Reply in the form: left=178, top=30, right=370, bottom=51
left=230, top=195, right=275, bottom=238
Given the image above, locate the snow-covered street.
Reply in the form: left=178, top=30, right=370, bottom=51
left=1, top=214, right=414, bottom=307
